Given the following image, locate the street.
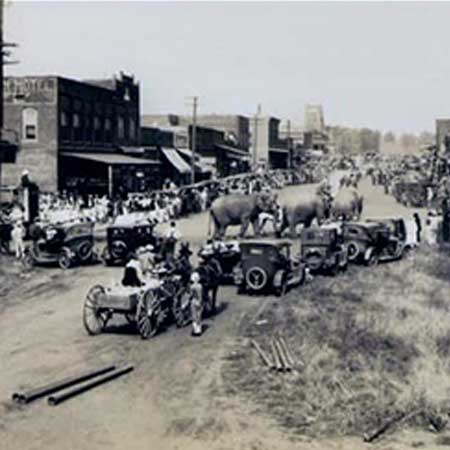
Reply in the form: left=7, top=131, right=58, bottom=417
left=0, top=181, right=417, bottom=450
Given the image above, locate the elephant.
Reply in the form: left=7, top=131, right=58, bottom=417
left=209, top=192, right=278, bottom=239
left=331, top=187, right=363, bottom=221
left=276, top=194, right=330, bottom=237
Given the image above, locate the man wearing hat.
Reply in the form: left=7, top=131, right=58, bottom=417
left=176, top=242, right=193, bottom=287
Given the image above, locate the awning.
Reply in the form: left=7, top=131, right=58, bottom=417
left=61, top=152, right=159, bottom=165
left=269, top=148, right=289, bottom=155
left=161, top=148, right=191, bottom=174
left=176, top=148, right=213, bottom=173
left=216, top=144, right=251, bottom=161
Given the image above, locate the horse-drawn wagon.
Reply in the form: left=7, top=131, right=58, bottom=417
left=83, top=268, right=192, bottom=339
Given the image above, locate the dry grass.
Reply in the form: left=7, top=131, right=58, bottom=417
left=222, top=245, right=450, bottom=438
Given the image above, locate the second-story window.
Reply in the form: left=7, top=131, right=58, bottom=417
left=129, top=118, right=136, bottom=141
left=22, top=107, right=38, bottom=141
left=118, top=116, right=125, bottom=139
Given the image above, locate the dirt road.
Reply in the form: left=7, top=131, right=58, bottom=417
left=0, top=181, right=415, bottom=450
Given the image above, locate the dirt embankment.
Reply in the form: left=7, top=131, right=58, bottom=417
left=223, top=246, right=450, bottom=446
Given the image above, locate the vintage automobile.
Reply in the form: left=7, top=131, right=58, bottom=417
left=23, top=221, right=95, bottom=269
left=197, top=240, right=241, bottom=284
left=365, top=217, right=413, bottom=260
left=300, top=226, right=348, bottom=275
left=101, top=222, right=158, bottom=266
left=341, top=221, right=408, bottom=266
left=83, top=268, right=191, bottom=339
left=233, top=240, right=306, bottom=297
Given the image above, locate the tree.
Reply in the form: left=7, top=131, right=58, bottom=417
left=383, top=131, right=396, bottom=143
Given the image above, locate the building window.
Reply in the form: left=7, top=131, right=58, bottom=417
left=94, top=116, right=101, bottom=130
left=129, top=118, right=136, bottom=140
left=73, top=113, right=80, bottom=128
left=61, top=111, right=68, bottom=127
left=22, top=108, right=38, bottom=141
left=118, top=116, right=125, bottom=139
left=105, top=118, right=111, bottom=131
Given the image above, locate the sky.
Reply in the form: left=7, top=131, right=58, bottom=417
left=5, top=1, right=450, bottom=133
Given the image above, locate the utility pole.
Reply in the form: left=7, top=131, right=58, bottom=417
left=252, top=104, right=262, bottom=171
left=189, top=96, right=198, bottom=185
left=0, top=0, right=19, bottom=202
left=287, top=119, right=292, bottom=169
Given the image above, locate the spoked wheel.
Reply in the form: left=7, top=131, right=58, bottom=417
left=137, top=290, right=160, bottom=339
left=83, top=285, right=109, bottom=335
left=58, top=247, right=72, bottom=270
left=172, top=288, right=191, bottom=328
left=245, top=267, right=268, bottom=292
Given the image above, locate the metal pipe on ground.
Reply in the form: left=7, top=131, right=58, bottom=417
left=12, top=365, right=116, bottom=404
left=250, top=339, right=272, bottom=368
left=275, top=339, right=292, bottom=372
left=48, top=365, right=134, bottom=406
left=271, top=340, right=283, bottom=372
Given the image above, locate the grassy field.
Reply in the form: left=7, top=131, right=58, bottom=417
left=222, top=245, right=450, bottom=442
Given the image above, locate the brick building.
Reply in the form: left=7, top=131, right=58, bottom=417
left=141, top=114, right=250, bottom=178
left=3, top=73, right=159, bottom=195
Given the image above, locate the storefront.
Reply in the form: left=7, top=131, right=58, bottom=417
left=59, top=152, right=160, bottom=197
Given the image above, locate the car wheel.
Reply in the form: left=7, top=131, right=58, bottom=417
left=245, top=267, right=268, bottom=292
left=365, top=250, right=379, bottom=267
left=347, top=241, right=360, bottom=261
left=58, top=248, right=72, bottom=270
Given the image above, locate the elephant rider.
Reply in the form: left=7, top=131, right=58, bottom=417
left=189, top=271, right=203, bottom=337
left=122, top=253, right=145, bottom=287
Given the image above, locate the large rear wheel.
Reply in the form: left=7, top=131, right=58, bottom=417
left=83, top=285, right=109, bottom=335
left=137, top=290, right=160, bottom=339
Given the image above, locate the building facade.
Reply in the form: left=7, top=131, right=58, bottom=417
left=304, top=104, right=325, bottom=132
left=251, top=116, right=289, bottom=169
left=3, top=73, right=158, bottom=194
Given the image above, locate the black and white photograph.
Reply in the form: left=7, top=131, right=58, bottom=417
left=2, top=1, right=450, bottom=449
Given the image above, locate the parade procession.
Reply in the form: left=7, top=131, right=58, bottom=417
left=5, top=2, right=450, bottom=450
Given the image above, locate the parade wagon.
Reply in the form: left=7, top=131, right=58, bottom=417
left=23, top=221, right=95, bottom=269
left=233, top=240, right=306, bottom=297
left=300, top=226, right=348, bottom=275
left=101, top=222, right=158, bottom=266
left=83, top=269, right=192, bottom=339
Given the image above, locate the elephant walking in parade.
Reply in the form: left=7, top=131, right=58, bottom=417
left=276, top=193, right=331, bottom=237
left=208, top=192, right=278, bottom=239
left=331, top=187, right=364, bottom=221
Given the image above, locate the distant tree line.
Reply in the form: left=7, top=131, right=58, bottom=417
left=328, top=127, right=434, bottom=155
